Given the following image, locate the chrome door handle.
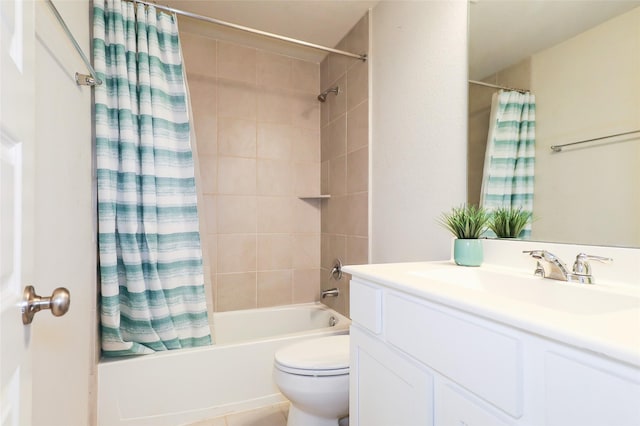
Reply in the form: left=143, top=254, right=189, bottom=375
left=21, top=285, right=70, bottom=324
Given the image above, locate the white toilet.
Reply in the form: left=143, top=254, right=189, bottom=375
left=273, top=335, right=350, bottom=426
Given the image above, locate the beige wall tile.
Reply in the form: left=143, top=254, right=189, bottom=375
left=325, top=195, right=348, bottom=235
left=198, top=154, right=217, bottom=194
left=181, top=32, right=216, bottom=78
left=290, top=92, right=320, bottom=130
left=346, top=236, right=368, bottom=265
left=292, top=269, right=320, bottom=303
left=292, top=198, right=320, bottom=233
left=291, top=59, right=319, bottom=93
left=329, top=155, right=347, bottom=196
left=258, top=88, right=292, bottom=125
left=323, top=234, right=346, bottom=270
left=204, top=233, right=217, bottom=275
left=292, top=234, right=320, bottom=269
left=346, top=192, right=368, bottom=237
left=217, top=157, right=256, bottom=195
left=218, top=117, right=256, bottom=158
left=183, top=33, right=335, bottom=313
left=320, top=57, right=329, bottom=89
left=203, top=195, right=217, bottom=234
left=257, top=159, right=292, bottom=196
left=347, top=60, right=368, bottom=112
left=346, top=100, right=368, bottom=153
left=189, top=75, right=217, bottom=155
left=257, top=234, right=292, bottom=270
left=320, top=198, right=329, bottom=232
left=321, top=234, right=331, bottom=270
left=347, top=147, right=368, bottom=194
left=257, top=123, right=292, bottom=160
left=321, top=114, right=346, bottom=162
left=217, top=195, right=257, bottom=234
left=321, top=161, right=329, bottom=194
left=290, top=127, right=319, bottom=162
left=216, top=272, right=256, bottom=311
left=217, top=234, right=257, bottom=273
left=317, top=16, right=368, bottom=318
left=293, top=161, right=320, bottom=196
left=257, top=270, right=293, bottom=308
left=345, top=13, right=369, bottom=57
left=327, top=74, right=347, bottom=123
left=217, top=80, right=257, bottom=121
left=320, top=96, right=329, bottom=128
left=257, top=197, right=293, bottom=233
left=210, top=273, right=218, bottom=313
left=320, top=272, right=346, bottom=314
left=218, top=41, right=256, bottom=84
left=327, top=47, right=349, bottom=86
left=257, top=51, right=291, bottom=89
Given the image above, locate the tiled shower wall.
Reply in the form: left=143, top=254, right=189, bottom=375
left=181, top=31, right=322, bottom=312
left=320, top=14, right=370, bottom=316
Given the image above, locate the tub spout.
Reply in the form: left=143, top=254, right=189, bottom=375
left=321, top=288, right=340, bottom=298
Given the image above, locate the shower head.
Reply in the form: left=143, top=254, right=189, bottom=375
left=317, top=86, right=340, bottom=102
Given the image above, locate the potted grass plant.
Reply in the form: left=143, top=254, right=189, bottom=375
left=488, top=207, right=532, bottom=239
left=438, top=204, right=489, bottom=267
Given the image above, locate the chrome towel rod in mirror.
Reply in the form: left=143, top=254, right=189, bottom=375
left=45, top=0, right=102, bottom=86
left=550, top=129, right=640, bottom=152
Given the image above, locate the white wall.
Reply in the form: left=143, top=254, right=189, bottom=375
left=370, top=0, right=468, bottom=263
left=32, top=0, right=96, bottom=424
left=531, top=7, right=640, bottom=247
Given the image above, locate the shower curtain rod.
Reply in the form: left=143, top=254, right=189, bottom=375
left=126, top=0, right=367, bottom=61
left=469, top=79, right=529, bottom=94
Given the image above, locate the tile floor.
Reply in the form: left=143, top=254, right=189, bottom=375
left=185, top=403, right=349, bottom=426
left=185, top=403, right=289, bottom=426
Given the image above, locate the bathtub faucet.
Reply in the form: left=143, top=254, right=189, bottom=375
left=321, top=288, right=340, bottom=298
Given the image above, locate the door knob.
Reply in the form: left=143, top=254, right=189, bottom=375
left=21, top=285, right=71, bottom=324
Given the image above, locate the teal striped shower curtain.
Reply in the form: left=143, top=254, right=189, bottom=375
left=480, top=90, right=536, bottom=238
left=94, top=0, right=211, bottom=356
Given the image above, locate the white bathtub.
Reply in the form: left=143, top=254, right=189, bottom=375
left=97, top=303, right=350, bottom=426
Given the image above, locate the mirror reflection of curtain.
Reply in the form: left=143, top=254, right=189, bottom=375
left=480, top=90, right=536, bottom=238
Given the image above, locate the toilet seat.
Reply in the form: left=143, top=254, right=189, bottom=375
left=274, top=335, right=349, bottom=377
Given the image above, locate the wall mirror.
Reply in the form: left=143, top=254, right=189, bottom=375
left=468, top=0, right=640, bottom=248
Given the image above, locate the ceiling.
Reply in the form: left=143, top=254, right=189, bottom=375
left=469, top=1, right=640, bottom=80
left=164, top=0, right=379, bottom=63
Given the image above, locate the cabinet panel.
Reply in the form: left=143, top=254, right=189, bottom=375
left=351, top=326, right=434, bottom=426
left=436, top=382, right=511, bottom=426
left=544, top=352, right=640, bottom=426
left=350, top=280, right=383, bottom=334
left=385, top=293, right=522, bottom=417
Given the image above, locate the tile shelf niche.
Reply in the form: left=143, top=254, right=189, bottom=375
left=298, top=195, right=331, bottom=199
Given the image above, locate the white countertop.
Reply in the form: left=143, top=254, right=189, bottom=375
left=344, top=260, right=640, bottom=368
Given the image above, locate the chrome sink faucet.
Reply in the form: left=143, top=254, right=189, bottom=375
left=523, top=250, right=612, bottom=284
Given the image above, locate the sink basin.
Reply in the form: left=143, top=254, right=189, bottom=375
left=407, top=267, right=640, bottom=315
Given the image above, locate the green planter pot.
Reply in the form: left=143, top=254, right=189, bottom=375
left=453, top=239, right=483, bottom=267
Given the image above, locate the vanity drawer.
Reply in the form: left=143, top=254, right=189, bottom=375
left=350, top=279, right=383, bottom=334
left=385, top=293, right=522, bottom=417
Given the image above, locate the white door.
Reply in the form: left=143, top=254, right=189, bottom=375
left=0, top=0, right=36, bottom=424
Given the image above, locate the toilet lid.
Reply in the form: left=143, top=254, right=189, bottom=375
left=274, top=335, right=349, bottom=376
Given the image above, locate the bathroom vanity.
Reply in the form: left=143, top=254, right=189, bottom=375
left=345, top=242, right=640, bottom=426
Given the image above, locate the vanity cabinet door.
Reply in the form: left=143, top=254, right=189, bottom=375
left=351, top=326, right=434, bottom=426
left=544, top=351, right=640, bottom=426
left=435, top=381, right=512, bottom=426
